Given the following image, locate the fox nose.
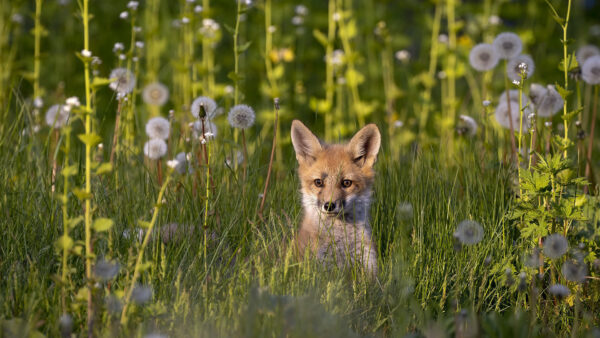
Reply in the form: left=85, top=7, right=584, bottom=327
left=323, top=202, right=336, bottom=212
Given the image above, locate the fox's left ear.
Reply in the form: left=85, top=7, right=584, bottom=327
left=348, top=124, right=381, bottom=168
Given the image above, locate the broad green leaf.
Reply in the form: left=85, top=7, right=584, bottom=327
left=345, top=68, right=365, bottom=87
left=238, top=41, right=252, bottom=53
left=55, top=234, right=74, bottom=251
left=67, top=216, right=84, bottom=230
left=92, top=218, right=114, bottom=232
left=313, top=29, right=328, bottom=47
left=554, top=83, right=572, bottom=100
left=72, top=187, right=92, bottom=200
left=91, top=77, right=113, bottom=88
left=138, top=220, right=152, bottom=229
left=62, top=165, right=78, bottom=177
left=95, top=163, right=113, bottom=175
left=78, top=133, right=102, bottom=147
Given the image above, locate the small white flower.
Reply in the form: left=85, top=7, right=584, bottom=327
left=167, top=159, right=179, bottom=169
left=512, top=79, right=520, bottom=86
left=81, top=49, right=92, bottom=58
left=66, top=96, right=80, bottom=107
left=224, top=85, right=234, bottom=95
left=438, top=34, right=448, bottom=44
left=120, top=11, right=129, bottom=19
left=127, top=1, right=139, bottom=10
left=292, top=16, right=304, bottom=26
left=201, top=138, right=207, bottom=145
left=134, top=26, right=142, bottom=33
left=119, top=54, right=126, bottom=60
left=135, top=41, right=144, bottom=49
left=518, top=62, right=528, bottom=71
left=132, top=56, right=139, bottom=63
left=268, top=25, right=276, bottom=33
left=194, top=5, right=203, bottom=13
left=483, top=100, right=491, bottom=107
left=394, top=120, right=404, bottom=128
left=113, top=42, right=124, bottom=52
left=488, top=15, right=501, bottom=26
left=33, top=97, right=44, bottom=108
left=181, top=17, right=190, bottom=24
left=332, top=12, right=341, bottom=21
left=395, top=50, right=411, bottom=62
left=11, top=13, right=24, bottom=24
left=295, top=5, right=308, bottom=16
left=507, top=54, right=535, bottom=81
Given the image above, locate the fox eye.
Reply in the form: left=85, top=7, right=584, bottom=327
left=342, top=179, right=352, bottom=188
left=314, top=179, right=323, bottom=187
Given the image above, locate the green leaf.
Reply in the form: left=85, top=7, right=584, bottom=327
left=72, top=187, right=92, bottom=200
left=138, top=220, right=152, bottom=229
left=560, top=107, right=582, bottom=122
left=558, top=52, right=579, bottom=72
left=91, top=77, right=113, bottom=88
left=345, top=68, right=365, bottom=87
left=238, top=41, right=252, bottom=53
left=554, top=83, right=572, bottom=100
left=95, top=163, right=113, bottom=175
left=313, top=29, right=328, bottom=47
left=67, top=216, right=84, bottom=230
left=62, top=165, right=78, bottom=177
left=78, top=133, right=102, bottom=147
left=55, top=235, right=74, bottom=251
left=139, top=261, right=152, bottom=272
left=92, top=218, right=114, bottom=232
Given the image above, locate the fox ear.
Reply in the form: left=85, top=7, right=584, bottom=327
left=348, top=124, right=381, bottom=168
left=291, top=120, right=322, bottom=164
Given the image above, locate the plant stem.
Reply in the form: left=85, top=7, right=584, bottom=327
left=504, top=61, right=518, bottom=164
left=233, top=0, right=242, bottom=106
left=419, top=2, right=441, bottom=144
left=109, top=99, right=123, bottom=165
left=585, top=85, right=599, bottom=194
left=33, top=0, right=42, bottom=105
left=445, top=0, right=457, bottom=155
left=324, top=0, right=336, bottom=140
left=561, top=0, right=572, bottom=159
left=258, top=98, right=279, bottom=221
left=60, top=126, right=71, bottom=314
left=121, top=174, right=172, bottom=325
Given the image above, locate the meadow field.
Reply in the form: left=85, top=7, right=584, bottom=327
left=1, top=0, right=600, bottom=336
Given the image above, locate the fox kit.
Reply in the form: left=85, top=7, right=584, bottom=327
left=291, top=120, right=381, bottom=275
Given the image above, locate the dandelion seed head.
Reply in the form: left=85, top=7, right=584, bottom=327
left=457, top=115, right=478, bottom=137
left=548, top=283, right=570, bottom=298
left=494, top=101, right=531, bottom=132
left=454, top=220, right=484, bottom=245
left=143, top=139, right=167, bottom=160
left=582, top=55, right=600, bottom=85
left=192, top=120, right=218, bottom=140
left=174, top=152, right=191, bottom=174
left=109, top=67, right=136, bottom=95
left=228, top=104, right=255, bottom=129
left=145, top=117, right=170, bottom=140
left=106, top=295, right=123, bottom=314
left=507, top=54, right=535, bottom=81
left=493, top=32, right=523, bottom=59
left=525, top=248, right=542, bottom=268
left=438, top=34, right=448, bottom=44
left=529, top=83, right=548, bottom=106
left=576, top=45, right=600, bottom=66
left=93, top=259, right=120, bottom=281
left=537, top=85, right=564, bottom=117
left=45, top=104, right=70, bottom=128
left=469, top=43, right=499, bottom=71
left=132, top=285, right=152, bottom=304
left=562, top=260, right=587, bottom=283
left=191, top=96, right=218, bottom=119
left=543, top=234, right=568, bottom=259
left=59, top=314, right=73, bottom=336
left=142, top=82, right=169, bottom=106
left=292, top=16, right=304, bottom=25
left=499, top=89, right=528, bottom=104
left=11, top=13, right=24, bottom=24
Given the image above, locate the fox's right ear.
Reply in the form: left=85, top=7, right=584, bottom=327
left=291, top=120, right=322, bottom=165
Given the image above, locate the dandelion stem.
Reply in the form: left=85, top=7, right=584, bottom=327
left=60, top=126, right=72, bottom=314
left=584, top=85, right=599, bottom=194
left=109, top=99, right=123, bottom=165
left=258, top=99, right=279, bottom=222
left=504, top=61, right=518, bottom=165
left=561, top=0, right=572, bottom=160
left=241, top=129, right=248, bottom=181
left=233, top=0, right=242, bottom=106
left=419, top=2, right=441, bottom=144
left=121, top=174, right=172, bottom=325
left=33, top=0, right=42, bottom=106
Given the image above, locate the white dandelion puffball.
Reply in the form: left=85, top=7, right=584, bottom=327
left=192, top=120, right=218, bottom=139
left=543, top=233, right=568, bottom=259
left=453, top=220, right=484, bottom=245
left=469, top=43, right=499, bottom=71
left=45, top=104, right=70, bottom=128
left=228, top=104, right=255, bottom=129
left=93, top=259, right=120, bottom=281
left=499, top=89, right=528, bottom=104
left=457, top=115, right=478, bottom=137
left=174, top=152, right=191, bottom=174
left=548, top=284, right=570, bottom=298
left=561, top=260, right=587, bottom=283
left=536, top=85, right=564, bottom=118
left=529, top=83, right=548, bottom=106
left=190, top=96, right=218, bottom=119
left=494, top=101, right=531, bottom=132
left=493, top=32, right=523, bottom=59
left=145, top=117, right=170, bottom=140
left=507, top=54, right=535, bottom=81
left=576, top=45, right=600, bottom=66
left=109, top=67, right=136, bottom=95
left=142, top=82, right=169, bottom=106
left=143, top=139, right=167, bottom=160
left=582, top=55, right=600, bottom=85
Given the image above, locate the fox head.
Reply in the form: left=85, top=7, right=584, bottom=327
left=291, top=120, right=381, bottom=222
